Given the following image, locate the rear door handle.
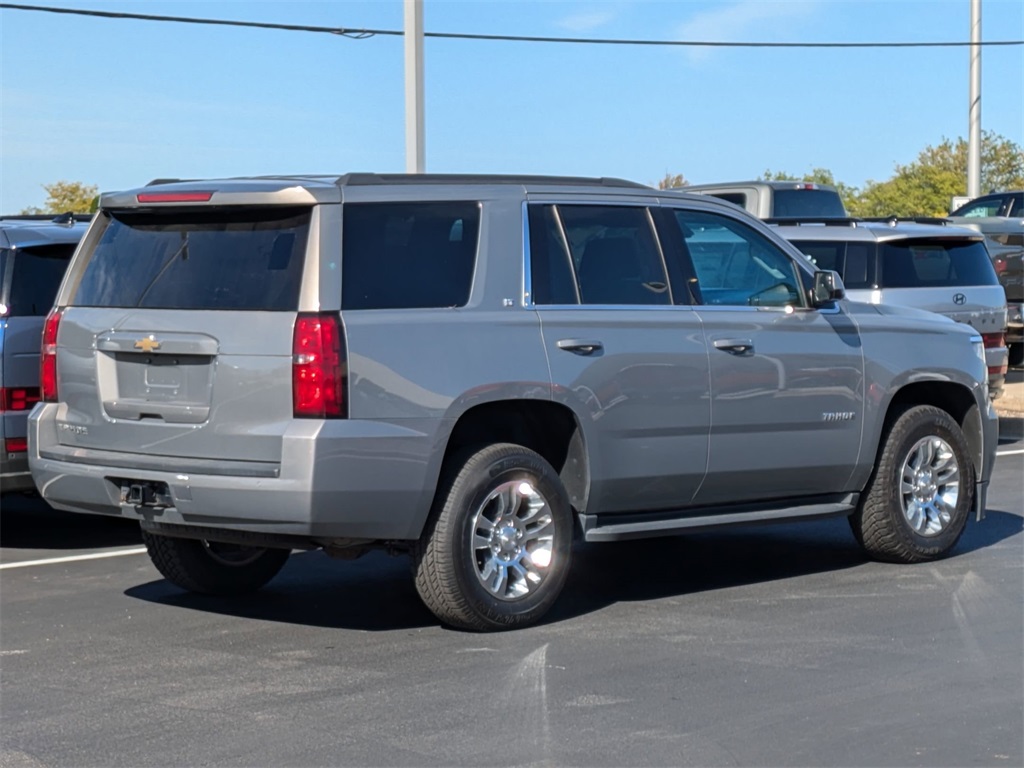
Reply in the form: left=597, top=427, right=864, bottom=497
left=713, top=338, right=755, bottom=355
left=557, top=339, right=604, bottom=355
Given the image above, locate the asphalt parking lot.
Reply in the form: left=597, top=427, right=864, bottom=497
left=2, top=383, right=1022, bottom=767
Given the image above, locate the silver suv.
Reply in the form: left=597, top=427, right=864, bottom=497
left=1, top=214, right=89, bottom=493
left=29, top=175, right=997, bottom=631
left=769, top=217, right=1009, bottom=398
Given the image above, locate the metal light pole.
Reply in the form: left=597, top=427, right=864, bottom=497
left=404, top=0, right=425, bottom=173
left=967, top=0, right=981, bottom=199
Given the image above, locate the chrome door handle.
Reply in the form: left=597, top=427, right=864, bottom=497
left=557, top=339, right=604, bottom=355
left=713, top=338, right=754, bottom=355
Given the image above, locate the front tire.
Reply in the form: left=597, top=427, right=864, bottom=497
left=142, top=531, right=290, bottom=595
left=412, top=443, right=573, bottom=631
left=850, top=405, right=974, bottom=563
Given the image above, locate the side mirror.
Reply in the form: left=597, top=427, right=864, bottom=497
left=811, top=270, right=846, bottom=306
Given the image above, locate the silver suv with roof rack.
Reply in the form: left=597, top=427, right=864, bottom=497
left=767, top=216, right=1009, bottom=398
left=1, top=213, right=89, bottom=493
left=29, top=174, right=997, bottom=631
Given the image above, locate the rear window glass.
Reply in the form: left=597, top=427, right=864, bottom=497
left=880, top=239, right=999, bottom=288
left=7, top=244, right=76, bottom=316
left=71, top=207, right=310, bottom=310
left=342, top=202, right=479, bottom=310
left=789, top=240, right=874, bottom=289
left=772, top=190, right=847, bottom=218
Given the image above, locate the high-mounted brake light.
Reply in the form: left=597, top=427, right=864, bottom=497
left=40, top=308, right=63, bottom=402
left=292, top=313, right=346, bottom=419
left=136, top=191, right=214, bottom=203
left=0, top=387, right=41, bottom=412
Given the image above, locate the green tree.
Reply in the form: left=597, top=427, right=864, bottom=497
left=656, top=172, right=687, bottom=190
left=21, top=180, right=99, bottom=214
left=853, top=131, right=1024, bottom=217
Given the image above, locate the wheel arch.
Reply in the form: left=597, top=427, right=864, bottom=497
left=418, top=399, right=589, bottom=538
left=876, top=381, right=983, bottom=487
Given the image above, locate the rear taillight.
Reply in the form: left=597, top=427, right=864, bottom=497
left=5, top=437, right=28, bottom=454
left=982, top=332, right=1008, bottom=377
left=40, top=308, right=63, bottom=402
left=292, top=312, right=346, bottom=419
left=993, top=258, right=1007, bottom=276
left=0, top=388, right=41, bottom=412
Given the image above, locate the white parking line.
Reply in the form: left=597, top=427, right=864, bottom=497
left=996, top=448, right=1024, bottom=457
left=0, top=547, right=148, bottom=571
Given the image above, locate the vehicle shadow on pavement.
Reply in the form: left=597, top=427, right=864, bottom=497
left=123, top=511, right=1021, bottom=632
left=0, top=494, right=141, bottom=550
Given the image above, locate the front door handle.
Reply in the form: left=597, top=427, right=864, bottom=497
left=713, top=338, right=755, bottom=355
left=557, top=339, right=604, bottom=355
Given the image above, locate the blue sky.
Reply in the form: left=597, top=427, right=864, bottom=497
left=1, top=0, right=1022, bottom=211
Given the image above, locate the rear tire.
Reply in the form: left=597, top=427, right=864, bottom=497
left=142, top=531, right=290, bottom=595
left=1008, top=342, right=1023, bottom=368
left=850, top=405, right=973, bottom=563
left=412, top=443, right=573, bottom=631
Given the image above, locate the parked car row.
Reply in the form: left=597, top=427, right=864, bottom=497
left=20, top=174, right=997, bottom=631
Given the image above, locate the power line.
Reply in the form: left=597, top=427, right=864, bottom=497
left=2, top=3, right=1022, bottom=48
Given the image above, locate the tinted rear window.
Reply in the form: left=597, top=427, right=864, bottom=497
left=342, top=202, right=479, bottom=309
left=771, top=190, right=847, bottom=218
left=881, top=239, right=999, bottom=288
left=7, top=244, right=76, bottom=316
left=71, top=207, right=310, bottom=310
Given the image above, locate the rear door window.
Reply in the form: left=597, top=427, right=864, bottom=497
left=8, top=244, right=76, bottom=316
left=71, top=207, right=311, bottom=310
left=556, top=205, right=671, bottom=306
left=880, top=239, right=999, bottom=287
left=342, top=202, right=479, bottom=309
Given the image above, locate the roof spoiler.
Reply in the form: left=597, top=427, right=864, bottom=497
left=764, top=217, right=863, bottom=227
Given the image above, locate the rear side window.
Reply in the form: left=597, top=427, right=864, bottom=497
left=880, top=239, right=999, bottom=288
left=789, top=240, right=874, bottom=289
left=7, top=244, right=76, bottom=316
left=772, top=190, right=847, bottom=218
left=342, top=202, right=479, bottom=309
left=71, top=207, right=310, bottom=310
left=557, top=205, right=671, bottom=306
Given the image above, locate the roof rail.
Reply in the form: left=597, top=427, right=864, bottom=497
left=860, top=216, right=950, bottom=226
left=335, top=173, right=651, bottom=189
left=763, top=217, right=863, bottom=227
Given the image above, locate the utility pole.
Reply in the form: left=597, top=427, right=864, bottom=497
left=967, top=0, right=981, bottom=199
left=404, top=0, right=425, bottom=173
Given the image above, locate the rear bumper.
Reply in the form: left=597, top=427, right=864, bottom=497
left=28, top=404, right=441, bottom=542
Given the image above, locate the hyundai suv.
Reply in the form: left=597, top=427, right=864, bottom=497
left=769, top=217, right=1010, bottom=398
left=28, top=175, right=997, bottom=631
left=1, top=214, right=89, bottom=493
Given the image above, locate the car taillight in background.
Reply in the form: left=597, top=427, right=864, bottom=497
left=0, top=387, right=41, bottom=412
left=5, top=437, right=28, bottom=454
left=292, top=312, right=346, bottom=419
left=982, top=332, right=1008, bottom=376
left=41, top=308, right=63, bottom=402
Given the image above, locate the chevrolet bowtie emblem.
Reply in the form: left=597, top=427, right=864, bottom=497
left=134, top=336, right=161, bottom=353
